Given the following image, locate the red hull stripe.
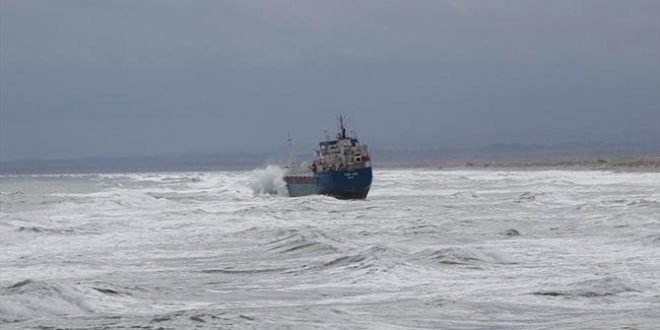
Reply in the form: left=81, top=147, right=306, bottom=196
left=284, top=176, right=315, bottom=184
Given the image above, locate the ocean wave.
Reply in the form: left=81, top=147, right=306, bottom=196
left=317, top=246, right=389, bottom=272
left=450, top=192, right=478, bottom=199
left=640, top=233, right=660, bottom=246
left=0, top=279, right=92, bottom=323
left=393, top=223, right=443, bottom=236
left=0, top=279, right=154, bottom=324
left=146, top=191, right=215, bottom=204
left=501, top=229, right=521, bottom=237
left=266, top=232, right=338, bottom=256
left=413, top=246, right=515, bottom=265
left=515, top=191, right=539, bottom=203
left=322, top=255, right=369, bottom=269
left=16, top=225, right=79, bottom=234
left=200, top=267, right=286, bottom=275
left=627, top=198, right=660, bottom=206
left=0, top=191, right=25, bottom=199
left=533, top=276, right=643, bottom=298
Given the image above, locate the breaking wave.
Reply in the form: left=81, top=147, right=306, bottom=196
left=249, top=165, right=287, bottom=195
left=0, top=279, right=92, bottom=323
left=0, top=279, right=149, bottom=324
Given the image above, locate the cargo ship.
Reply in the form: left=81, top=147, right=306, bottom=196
left=284, top=116, right=373, bottom=199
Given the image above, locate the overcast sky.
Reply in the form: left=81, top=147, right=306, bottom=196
left=1, top=0, right=658, bottom=161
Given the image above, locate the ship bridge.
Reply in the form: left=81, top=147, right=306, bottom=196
left=319, top=138, right=358, bottom=149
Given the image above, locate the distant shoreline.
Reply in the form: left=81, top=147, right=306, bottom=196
left=2, top=140, right=658, bottom=175
left=378, top=155, right=660, bottom=173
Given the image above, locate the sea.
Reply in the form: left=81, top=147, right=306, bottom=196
left=0, top=167, right=658, bottom=329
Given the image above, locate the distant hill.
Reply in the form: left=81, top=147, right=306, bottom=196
left=372, top=140, right=659, bottom=164
left=1, top=140, right=658, bottom=174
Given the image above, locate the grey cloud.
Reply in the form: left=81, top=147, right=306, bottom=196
left=1, top=0, right=658, bottom=161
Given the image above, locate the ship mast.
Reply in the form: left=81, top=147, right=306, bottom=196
left=338, top=115, right=347, bottom=139
left=287, top=132, right=296, bottom=167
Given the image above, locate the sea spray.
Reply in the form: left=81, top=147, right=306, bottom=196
left=249, top=165, right=288, bottom=195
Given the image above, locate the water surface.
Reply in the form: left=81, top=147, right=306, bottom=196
left=1, top=169, right=658, bottom=329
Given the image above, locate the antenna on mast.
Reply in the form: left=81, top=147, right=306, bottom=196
left=287, top=132, right=295, bottom=167
left=338, top=115, right=346, bottom=139
left=352, top=112, right=358, bottom=140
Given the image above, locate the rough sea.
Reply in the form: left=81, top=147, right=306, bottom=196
left=1, top=168, right=658, bottom=329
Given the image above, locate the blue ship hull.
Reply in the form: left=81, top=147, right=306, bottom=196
left=285, top=167, right=373, bottom=199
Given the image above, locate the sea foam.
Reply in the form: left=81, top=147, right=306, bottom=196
left=249, top=165, right=288, bottom=195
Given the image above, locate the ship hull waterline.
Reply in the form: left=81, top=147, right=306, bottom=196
left=284, top=167, right=373, bottom=200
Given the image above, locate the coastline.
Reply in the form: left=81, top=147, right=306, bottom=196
left=376, top=154, right=660, bottom=173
